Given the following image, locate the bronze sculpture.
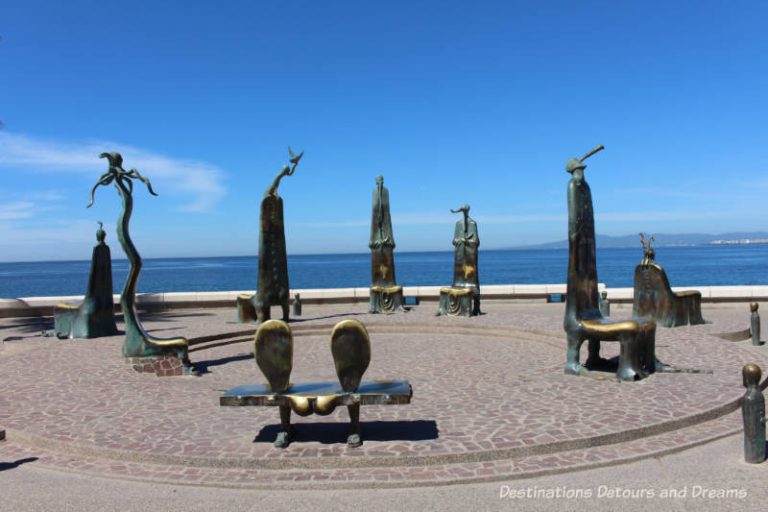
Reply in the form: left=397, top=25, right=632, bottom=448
left=88, top=153, right=194, bottom=373
left=632, top=234, right=705, bottom=327
left=369, top=175, right=405, bottom=313
left=741, top=364, right=766, bottom=463
left=599, top=290, right=611, bottom=317
left=292, top=293, right=302, bottom=317
left=751, top=303, right=761, bottom=345
left=220, top=319, right=412, bottom=448
left=237, top=148, right=303, bottom=323
left=438, top=204, right=480, bottom=316
left=563, top=145, right=663, bottom=381
left=53, top=222, right=118, bottom=339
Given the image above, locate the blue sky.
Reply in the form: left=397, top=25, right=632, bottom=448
left=0, top=1, right=766, bottom=262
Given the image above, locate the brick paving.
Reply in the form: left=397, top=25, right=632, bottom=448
left=0, top=301, right=764, bottom=488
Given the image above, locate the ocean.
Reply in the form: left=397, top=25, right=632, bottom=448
left=0, top=245, right=766, bottom=298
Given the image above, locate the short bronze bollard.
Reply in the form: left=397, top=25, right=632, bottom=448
left=599, top=290, right=611, bottom=317
left=292, top=293, right=302, bottom=317
left=751, top=303, right=761, bottom=346
left=741, top=364, right=766, bottom=463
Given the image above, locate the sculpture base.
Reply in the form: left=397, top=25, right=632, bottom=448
left=126, top=355, right=197, bottom=377
left=369, top=286, right=405, bottom=314
left=236, top=294, right=289, bottom=323
left=437, top=287, right=476, bottom=317
left=53, top=302, right=118, bottom=340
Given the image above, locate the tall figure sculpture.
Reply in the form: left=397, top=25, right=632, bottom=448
left=437, top=204, right=480, bottom=316
left=633, top=233, right=705, bottom=327
left=741, top=364, right=766, bottom=463
left=564, top=145, right=663, bottom=381
left=369, top=175, right=405, bottom=313
left=53, top=222, right=118, bottom=339
left=237, top=148, right=303, bottom=323
left=88, top=153, right=194, bottom=374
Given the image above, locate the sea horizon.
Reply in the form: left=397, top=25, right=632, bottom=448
left=1, top=245, right=766, bottom=299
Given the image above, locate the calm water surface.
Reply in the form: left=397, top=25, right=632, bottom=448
left=1, top=245, right=766, bottom=298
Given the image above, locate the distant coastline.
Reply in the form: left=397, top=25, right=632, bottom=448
left=512, top=231, right=768, bottom=250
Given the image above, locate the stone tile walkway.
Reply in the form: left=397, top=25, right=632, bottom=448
left=0, top=302, right=763, bottom=488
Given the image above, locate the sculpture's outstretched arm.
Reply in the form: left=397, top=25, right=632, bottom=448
left=87, top=173, right=115, bottom=208
left=267, top=148, right=304, bottom=196
left=125, top=168, right=159, bottom=196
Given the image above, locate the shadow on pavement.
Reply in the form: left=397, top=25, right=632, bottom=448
left=0, top=457, right=39, bottom=472
left=254, top=420, right=439, bottom=444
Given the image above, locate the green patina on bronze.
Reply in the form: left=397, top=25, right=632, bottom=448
left=238, top=148, right=302, bottom=323
left=751, top=303, right=761, bottom=345
left=368, top=175, right=405, bottom=313
left=741, top=364, right=766, bottom=463
left=437, top=205, right=480, bottom=316
left=88, top=153, right=193, bottom=369
left=632, top=234, right=706, bottom=327
left=563, top=145, right=662, bottom=381
left=53, top=221, right=118, bottom=339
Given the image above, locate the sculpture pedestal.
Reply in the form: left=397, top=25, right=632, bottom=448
left=437, top=287, right=475, bottom=317
left=236, top=294, right=258, bottom=323
left=369, top=285, right=404, bottom=314
left=126, top=355, right=197, bottom=377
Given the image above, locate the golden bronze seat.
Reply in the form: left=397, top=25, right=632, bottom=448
left=221, top=319, right=412, bottom=448
left=632, top=237, right=705, bottom=327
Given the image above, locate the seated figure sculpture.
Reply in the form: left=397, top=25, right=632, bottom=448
left=437, top=205, right=481, bottom=317
left=564, top=145, right=664, bottom=381
left=53, top=222, right=118, bottom=339
left=369, top=175, right=405, bottom=313
left=632, top=234, right=705, bottom=327
left=221, top=319, right=412, bottom=448
left=238, top=148, right=303, bottom=323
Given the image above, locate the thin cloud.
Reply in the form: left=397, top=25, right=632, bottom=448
left=0, top=131, right=225, bottom=212
left=0, top=201, right=37, bottom=220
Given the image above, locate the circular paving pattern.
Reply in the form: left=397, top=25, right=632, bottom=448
left=0, top=303, right=765, bottom=488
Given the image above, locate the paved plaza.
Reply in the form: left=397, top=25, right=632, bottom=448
left=1, top=301, right=767, bottom=510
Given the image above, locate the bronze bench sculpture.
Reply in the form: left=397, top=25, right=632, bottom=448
left=238, top=148, right=303, bottom=323
left=633, top=234, right=705, bottom=327
left=88, top=153, right=195, bottom=376
left=369, top=176, right=406, bottom=313
left=53, top=222, right=118, bottom=339
left=220, top=319, right=412, bottom=448
left=564, top=146, right=668, bottom=381
left=438, top=205, right=481, bottom=317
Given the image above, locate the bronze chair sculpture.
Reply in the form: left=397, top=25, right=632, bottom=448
left=564, top=146, right=664, bottom=381
left=221, top=319, right=412, bottom=448
left=632, top=234, right=705, bottom=327
left=438, top=205, right=481, bottom=317
left=88, top=153, right=195, bottom=375
left=53, top=222, right=118, bottom=339
left=238, top=148, right=302, bottom=323
left=369, top=176, right=406, bottom=313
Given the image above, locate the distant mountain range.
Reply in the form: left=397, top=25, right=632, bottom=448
left=513, top=232, right=768, bottom=250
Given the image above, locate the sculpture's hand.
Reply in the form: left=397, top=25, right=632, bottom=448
left=126, top=168, right=159, bottom=196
